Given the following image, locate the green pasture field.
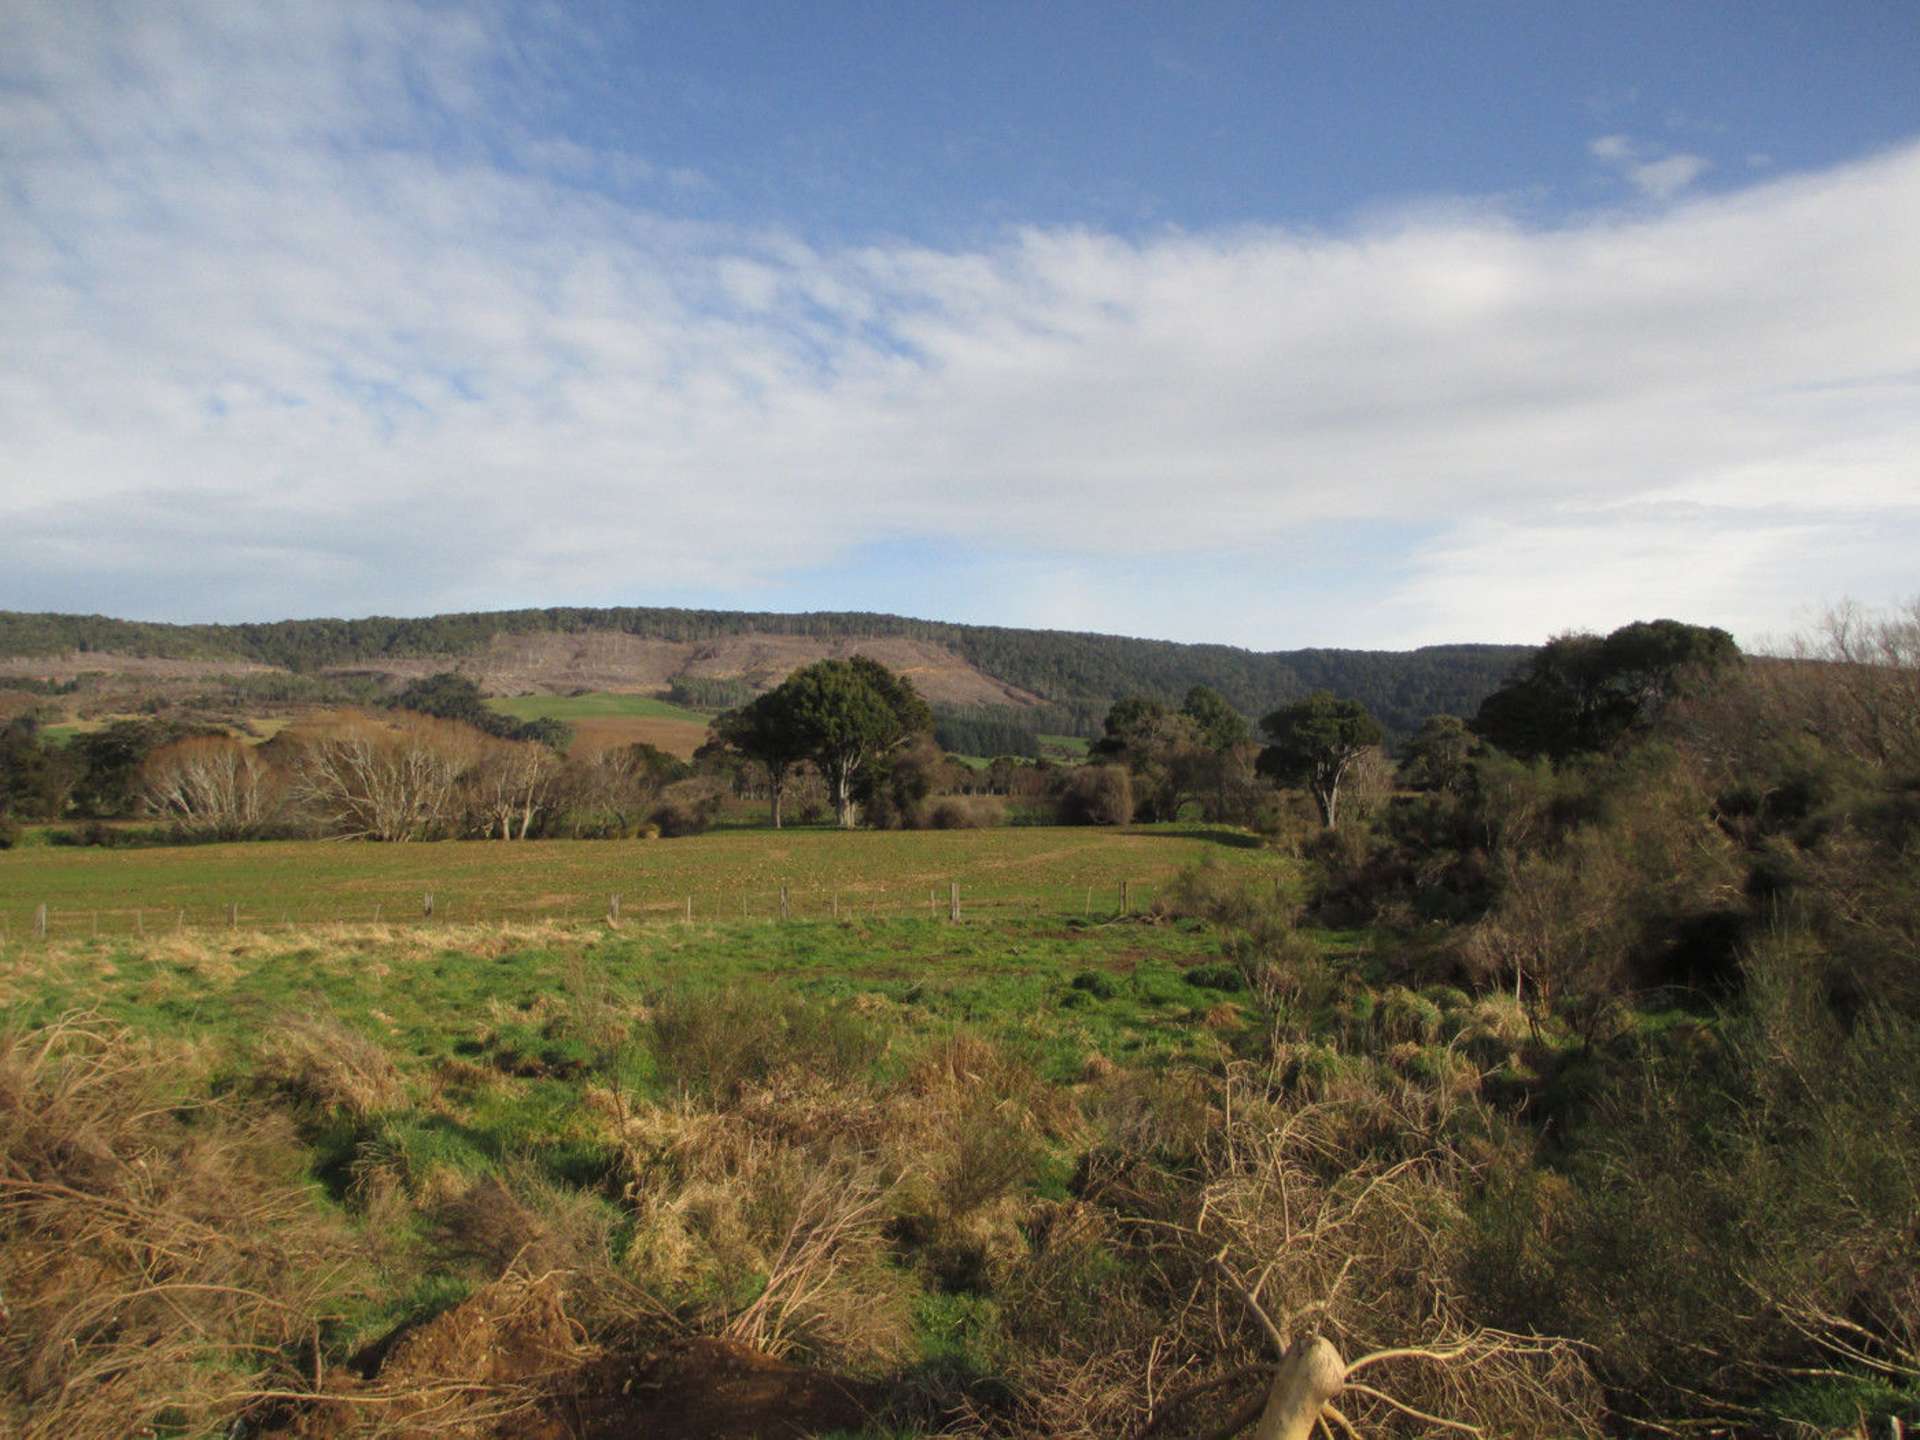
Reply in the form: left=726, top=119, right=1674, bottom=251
left=1038, top=733, right=1090, bottom=758
left=486, top=691, right=709, bottom=724
left=0, top=823, right=1281, bottom=939
left=0, top=909, right=1288, bottom=1085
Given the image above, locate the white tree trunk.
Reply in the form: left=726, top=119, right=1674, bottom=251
left=1249, top=1338, right=1345, bottom=1440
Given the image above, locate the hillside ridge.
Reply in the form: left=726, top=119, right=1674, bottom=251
left=0, top=607, right=1531, bottom=739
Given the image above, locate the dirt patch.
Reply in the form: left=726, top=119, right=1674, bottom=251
left=262, top=1277, right=884, bottom=1440
left=379, top=1274, right=580, bottom=1389
left=564, top=1338, right=885, bottom=1439
left=263, top=1274, right=586, bottom=1439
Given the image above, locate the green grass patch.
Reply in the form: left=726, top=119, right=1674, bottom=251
left=0, top=823, right=1279, bottom=937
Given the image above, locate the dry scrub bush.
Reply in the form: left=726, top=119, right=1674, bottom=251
left=1012, top=1065, right=1604, bottom=1440
left=612, top=1098, right=913, bottom=1369
left=0, top=1016, right=360, bottom=1440
left=644, top=986, right=888, bottom=1101
left=253, top=1011, right=408, bottom=1120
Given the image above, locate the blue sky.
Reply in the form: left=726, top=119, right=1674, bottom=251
left=3, top=2, right=1918, bottom=649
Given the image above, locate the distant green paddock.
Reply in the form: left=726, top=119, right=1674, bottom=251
left=0, top=824, right=1281, bottom=940
left=485, top=692, right=708, bottom=724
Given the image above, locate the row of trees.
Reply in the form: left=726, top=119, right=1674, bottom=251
left=0, top=710, right=697, bottom=845
left=700, top=663, right=1395, bottom=834
left=4, top=620, right=1739, bottom=845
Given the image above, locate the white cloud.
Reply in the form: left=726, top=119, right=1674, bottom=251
left=1, top=8, right=1918, bottom=647
left=1588, top=132, right=1711, bottom=200
left=1626, top=152, right=1711, bottom=199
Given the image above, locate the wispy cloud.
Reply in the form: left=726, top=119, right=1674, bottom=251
left=1588, top=132, right=1712, bottom=200
left=2, top=6, right=1917, bottom=647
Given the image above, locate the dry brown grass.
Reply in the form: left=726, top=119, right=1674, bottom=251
left=0, top=1015, right=360, bottom=1440
left=254, top=1011, right=409, bottom=1119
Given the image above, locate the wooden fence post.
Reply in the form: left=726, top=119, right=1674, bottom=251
left=135, top=909, right=145, bottom=937
left=949, top=881, right=961, bottom=924
left=228, top=902, right=239, bottom=929
left=423, top=891, right=434, bottom=919
left=34, top=903, right=47, bottom=939
left=685, top=896, right=693, bottom=924
left=608, top=894, right=620, bottom=926
left=780, top=885, right=790, bottom=922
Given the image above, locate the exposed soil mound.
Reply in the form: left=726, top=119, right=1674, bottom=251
left=377, top=1274, right=581, bottom=1391
left=566, top=1337, right=885, bottom=1439
left=267, top=1279, right=881, bottom=1440
left=265, top=1273, right=587, bottom=1439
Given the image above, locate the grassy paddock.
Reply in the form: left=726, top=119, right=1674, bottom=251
left=487, top=690, right=715, bottom=756
left=0, top=823, right=1279, bottom=939
left=0, top=912, right=1262, bottom=1081
left=485, top=692, right=709, bottom=725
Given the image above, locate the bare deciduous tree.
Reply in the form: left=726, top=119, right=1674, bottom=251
left=285, top=713, right=479, bottom=842
left=139, top=735, right=282, bottom=839
left=465, top=739, right=560, bottom=840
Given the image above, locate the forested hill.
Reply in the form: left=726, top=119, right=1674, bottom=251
left=0, top=608, right=1530, bottom=739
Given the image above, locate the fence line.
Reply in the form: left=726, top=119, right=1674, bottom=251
left=1, top=876, right=1167, bottom=943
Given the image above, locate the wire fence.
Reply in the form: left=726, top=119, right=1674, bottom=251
left=1, top=877, right=1172, bottom=943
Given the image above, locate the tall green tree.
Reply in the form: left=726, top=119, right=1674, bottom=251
left=776, top=656, right=933, bottom=828
left=1093, top=697, right=1201, bottom=821
left=1400, top=713, right=1476, bottom=794
left=1257, top=691, right=1383, bottom=828
left=0, top=717, right=79, bottom=820
left=710, top=689, right=814, bottom=828
left=1181, top=684, right=1251, bottom=751
left=1472, top=619, right=1740, bottom=761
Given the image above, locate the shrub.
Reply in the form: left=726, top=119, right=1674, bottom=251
left=253, top=1012, right=407, bottom=1120
left=1057, top=764, right=1134, bottom=826
left=645, top=989, right=885, bottom=1099
left=920, top=795, right=1007, bottom=829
